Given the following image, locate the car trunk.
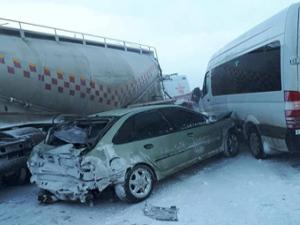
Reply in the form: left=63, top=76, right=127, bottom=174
left=29, top=117, right=116, bottom=184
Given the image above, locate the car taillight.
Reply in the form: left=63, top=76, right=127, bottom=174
left=285, top=91, right=300, bottom=129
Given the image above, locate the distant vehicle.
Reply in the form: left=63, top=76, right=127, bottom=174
left=162, top=74, right=191, bottom=98
left=0, top=18, right=162, bottom=182
left=28, top=105, right=238, bottom=204
left=201, top=3, right=300, bottom=158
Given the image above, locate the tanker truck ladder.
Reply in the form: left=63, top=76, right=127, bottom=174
left=0, top=18, right=158, bottom=60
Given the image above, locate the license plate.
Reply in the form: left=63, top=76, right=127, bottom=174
left=295, top=129, right=300, bottom=135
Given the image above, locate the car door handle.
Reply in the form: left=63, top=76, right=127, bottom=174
left=144, top=144, right=154, bottom=150
left=187, top=132, right=194, bottom=137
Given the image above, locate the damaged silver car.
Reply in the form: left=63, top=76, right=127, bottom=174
left=28, top=105, right=238, bottom=204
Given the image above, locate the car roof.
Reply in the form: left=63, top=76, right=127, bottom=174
left=91, top=104, right=185, bottom=118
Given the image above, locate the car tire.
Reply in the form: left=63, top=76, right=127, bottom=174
left=224, top=130, right=239, bottom=157
left=115, top=165, right=155, bottom=203
left=249, top=129, right=266, bottom=159
left=2, top=167, right=30, bottom=185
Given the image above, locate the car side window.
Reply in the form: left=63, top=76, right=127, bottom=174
left=160, top=108, right=206, bottom=130
left=133, top=110, right=171, bottom=141
left=112, top=116, right=135, bottom=144
left=113, top=110, right=172, bottom=144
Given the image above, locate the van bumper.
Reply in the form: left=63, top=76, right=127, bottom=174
left=259, top=125, right=300, bottom=153
left=286, top=129, right=300, bottom=152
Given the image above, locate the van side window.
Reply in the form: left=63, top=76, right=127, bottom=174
left=211, top=41, right=281, bottom=96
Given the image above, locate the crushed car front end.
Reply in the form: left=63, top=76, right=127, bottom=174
left=28, top=116, right=128, bottom=203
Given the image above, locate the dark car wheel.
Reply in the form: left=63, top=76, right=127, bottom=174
left=115, top=165, right=155, bottom=203
left=249, top=129, right=266, bottom=159
left=2, top=167, right=30, bottom=185
left=224, top=130, right=239, bottom=157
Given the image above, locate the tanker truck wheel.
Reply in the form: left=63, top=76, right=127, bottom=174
left=2, top=167, right=30, bottom=185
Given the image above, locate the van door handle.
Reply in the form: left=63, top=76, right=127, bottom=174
left=144, top=144, right=154, bottom=150
left=187, top=132, right=194, bottom=137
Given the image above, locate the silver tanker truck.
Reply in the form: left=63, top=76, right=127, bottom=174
left=0, top=18, right=163, bottom=184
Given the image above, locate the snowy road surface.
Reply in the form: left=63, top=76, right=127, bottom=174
left=1, top=145, right=300, bottom=225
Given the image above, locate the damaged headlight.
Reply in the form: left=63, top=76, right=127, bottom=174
left=80, top=162, right=96, bottom=173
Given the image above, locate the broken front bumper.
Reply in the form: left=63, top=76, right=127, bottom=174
left=30, top=173, right=111, bottom=203
left=28, top=144, right=127, bottom=203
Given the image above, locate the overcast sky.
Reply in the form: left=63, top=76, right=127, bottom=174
left=0, top=0, right=299, bottom=89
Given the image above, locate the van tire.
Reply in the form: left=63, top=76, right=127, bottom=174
left=249, top=129, right=266, bottom=159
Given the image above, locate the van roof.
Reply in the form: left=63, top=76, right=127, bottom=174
left=208, top=3, right=300, bottom=68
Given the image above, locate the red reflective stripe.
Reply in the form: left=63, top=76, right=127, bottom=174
left=23, top=71, right=30, bottom=78
left=13, top=61, right=21, bottom=68
left=69, top=90, right=75, bottom=96
left=45, top=84, right=51, bottom=90
left=44, top=68, right=50, bottom=76
left=7, top=66, right=15, bottom=74
left=58, top=87, right=64, bottom=93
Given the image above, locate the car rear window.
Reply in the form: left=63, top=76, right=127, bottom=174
left=47, top=117, right=116, bottom=149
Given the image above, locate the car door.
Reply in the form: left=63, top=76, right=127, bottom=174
left=159, top=107, right=223, bottom=163
left=112, top=110, right=175, bottom=172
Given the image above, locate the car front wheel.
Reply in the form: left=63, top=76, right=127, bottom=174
left=249, top=129, right=266, bottom=159
left=115, top=165, right=154, bottom=203
left=224, top=130, right=239, bottom=157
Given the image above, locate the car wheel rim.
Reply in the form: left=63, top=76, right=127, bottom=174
left=129, top=168, right=152, bottom=199
left=228, top=134, right=238, bottom=153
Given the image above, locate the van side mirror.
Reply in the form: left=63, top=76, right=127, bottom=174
left=191, top=87, right=201, bottom=103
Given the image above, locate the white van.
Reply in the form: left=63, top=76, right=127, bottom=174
left=201, top=3, right=300, bottom=158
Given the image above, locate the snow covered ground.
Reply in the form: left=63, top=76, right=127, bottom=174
left=1, top=144, right=300, bottom=225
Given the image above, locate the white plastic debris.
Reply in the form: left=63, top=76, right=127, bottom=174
left=143, top=202, right=179, bottom=222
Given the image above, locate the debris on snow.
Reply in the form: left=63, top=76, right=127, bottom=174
left=143, top=202, right=179, bottom=221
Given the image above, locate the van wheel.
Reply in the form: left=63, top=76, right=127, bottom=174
left=249, top=129, right=266, bottom=159
left=115, top=165, right=154, bottom=203
left=224, top=130, right=239, bottom=157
